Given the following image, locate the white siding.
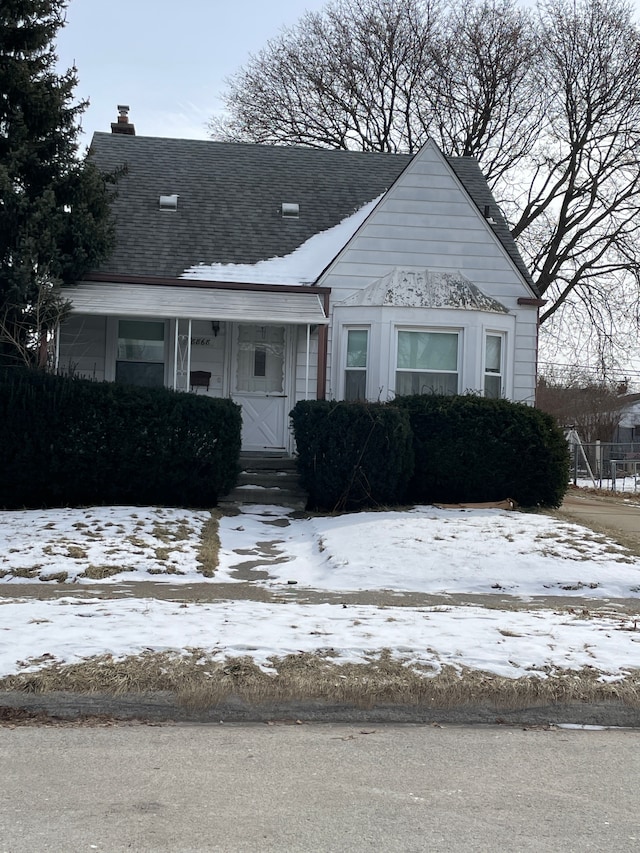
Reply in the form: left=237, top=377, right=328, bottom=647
left=185, top=319, right=228, bottom=398
left=318, top=140, right=538, bottom=404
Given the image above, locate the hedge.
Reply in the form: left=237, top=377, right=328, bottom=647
left=291, top=395, right=569, bottom=511
left=0, top=367, right=241, bottom=509
left=290, top=400, right=414, bottom=511
left=393, top=394, right=569, bottom=508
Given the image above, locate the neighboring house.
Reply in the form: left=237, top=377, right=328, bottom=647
left=57, top=108, right=542, bottom=453
left=614, top=394, right=640, bottom=443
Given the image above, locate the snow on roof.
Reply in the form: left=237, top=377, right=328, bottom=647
left=180, top=195, right=382, bottom=285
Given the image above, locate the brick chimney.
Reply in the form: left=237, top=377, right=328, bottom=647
left=111, top=105, right=135, bottom=135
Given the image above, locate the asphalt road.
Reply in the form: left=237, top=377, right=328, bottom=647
left=1, top=722, right=639, bottom=852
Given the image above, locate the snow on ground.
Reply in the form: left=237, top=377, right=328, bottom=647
left=3, top=504, right=640, bottom=598
left=0, top=506, right=210, bottom=583
left=216, top=506, right=640, bottom=599
left=1, top=596, right=638, bottom=680
left=1, top=503, right=639, bottom=680
left=575, top=476, right=640, bottom=494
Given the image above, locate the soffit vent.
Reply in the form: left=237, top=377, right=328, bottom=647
left=282, top=202, right=299, bottom=219
left=159, top=194, right=179, bottom=211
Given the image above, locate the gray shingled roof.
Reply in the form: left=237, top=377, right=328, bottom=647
left=89, top=133, right=536, bottom=293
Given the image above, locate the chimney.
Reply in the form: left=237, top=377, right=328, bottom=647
left=111, top=105, right=135, bottom=135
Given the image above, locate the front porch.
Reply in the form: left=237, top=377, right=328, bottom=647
left=57, top=276, right=330, bottom=454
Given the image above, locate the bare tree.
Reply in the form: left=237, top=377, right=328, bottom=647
left=536, top=373, right=626, bottom=443
left=427, top=0, right=540, bottom=183
left=211, top=0, right=440, bottom=153
left=212, top=0, right=640, bottom=354
left=507, top=0, right=640, bottom=328
left=0, top=282, right=70, bottom=369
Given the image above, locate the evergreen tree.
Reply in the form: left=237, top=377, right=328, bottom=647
left=0, top=0, right=114, bottom=365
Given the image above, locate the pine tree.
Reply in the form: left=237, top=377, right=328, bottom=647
left=0, top=0, right=114, bottom=365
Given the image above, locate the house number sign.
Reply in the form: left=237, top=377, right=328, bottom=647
left=191, top=337, right=213, bottom=346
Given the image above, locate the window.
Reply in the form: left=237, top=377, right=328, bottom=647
left=396, top=330, right=458, bottom=395
left=236, top=325, right=284, bottom=393
left=115, top=320, right=165, bottom=387
left=484, top=334, right=503, bottom=399
left=344, top=329, right=368, bottom=400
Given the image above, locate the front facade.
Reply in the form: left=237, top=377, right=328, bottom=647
left=57, top=116, right=542, bottom=453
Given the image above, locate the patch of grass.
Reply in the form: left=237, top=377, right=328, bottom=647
left=126, top=536, right=149, bottom=549
left=9, top=567, right=41, bottom=579
left=147, top=567, right=185, bottom=576
left=43, top=544, right=87, bottom=560
left=79, top=565, right=134, bottom=580
left=196, top=512, right=220, bottom=578
left=1, top=650, right=638, bottom=712
left=154, top=547, right=173, bottom=561
left=152, top=521, right=193, bottom=543
left=39, top=572, right=69, bottom=583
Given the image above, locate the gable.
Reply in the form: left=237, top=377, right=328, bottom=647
left=318, top=140, right=536, bottom=304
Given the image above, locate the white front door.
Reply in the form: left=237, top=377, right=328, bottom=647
left=232, top=324, right=288, bottom=451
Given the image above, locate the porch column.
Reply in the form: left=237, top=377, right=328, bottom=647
left=173, top=318, right=192, bottom=392
left=305, top=323, right=311, bottom=400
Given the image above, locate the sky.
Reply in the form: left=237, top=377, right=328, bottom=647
left=55, top=0, right=329, bottom=146
left=1, top=502, right=639, bottom=680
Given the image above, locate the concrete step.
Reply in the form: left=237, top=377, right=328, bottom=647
left=219, top=455, right=307, bottom=510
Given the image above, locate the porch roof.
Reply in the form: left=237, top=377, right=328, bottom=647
left=67, top=281, right=329, bottom=325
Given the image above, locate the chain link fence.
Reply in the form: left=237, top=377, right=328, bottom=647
left=568, top=439, right=640, bottom=492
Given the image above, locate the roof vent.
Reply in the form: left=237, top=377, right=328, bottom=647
left=483, top=204, right=497, bottom=225
left=159, top=194, right=179, bottom=212
left=282, top=202, right=299, bottom=219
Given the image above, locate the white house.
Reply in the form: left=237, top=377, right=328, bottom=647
left=57, top=109, right=542, bottom=454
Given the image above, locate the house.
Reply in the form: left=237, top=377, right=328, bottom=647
left=614, top=394, right=640, bottom=443
left=57, top=108, right=542, bottom=454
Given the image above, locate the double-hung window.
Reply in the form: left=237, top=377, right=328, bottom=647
left=115, top=320, right=165, bottom=387
left=344, top=328, right=368, bottom=401
left=484, top=334, right=503, bottom=399
left=396, top=330, right=459, bottom=395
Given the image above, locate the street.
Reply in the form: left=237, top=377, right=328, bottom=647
left=1, top=722, right=639, bottom=852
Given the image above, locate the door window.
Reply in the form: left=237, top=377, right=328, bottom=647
left=236, top=325, right=284, bottom=393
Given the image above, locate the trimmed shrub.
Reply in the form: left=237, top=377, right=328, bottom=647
left=0, top=367, right=241, bottom=509
left=393, top=394, right=569, bottom=507
left=290, top=400, right=413, bottom=511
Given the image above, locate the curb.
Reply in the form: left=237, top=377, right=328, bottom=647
left=1, top=691, right=639, bottom=727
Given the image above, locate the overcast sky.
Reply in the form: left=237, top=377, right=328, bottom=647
left=56, top=0, right=328, bottom=146
left=57, top=0, right=640, bottom=147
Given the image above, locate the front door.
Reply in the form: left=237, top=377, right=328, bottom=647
left=232, top=324, right=288, bottom=451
